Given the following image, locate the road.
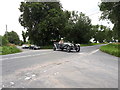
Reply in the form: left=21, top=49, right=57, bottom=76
left=1, top=45, right=118, bottom=88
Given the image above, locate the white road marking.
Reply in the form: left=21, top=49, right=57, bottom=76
left=1, top=52, right=54, bottom=61
left=1, top=49, right=52, bottom=56
left=78, top=53, right=85, bottom=55
left=1, top=51, right=34, bottom=56
left=78, top=49, right=99, bottom=55
left=88, top=49, right=99, bottom=55
left=1, top=49, right=99, bottom=61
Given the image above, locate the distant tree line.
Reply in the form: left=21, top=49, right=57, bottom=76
left=92, top=25, right=114, bottom=43
left=18, top=2, right=119, bottom=46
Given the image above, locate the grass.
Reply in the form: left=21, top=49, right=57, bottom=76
left=100, top=43, right=120, bottom=57
left=80, top=43, right=105, bottom=47
left=0, top=46, right=22, bottom=55
left=41, top=45, right=53, bottom=49
left=0, top=47, right=2, bottom=55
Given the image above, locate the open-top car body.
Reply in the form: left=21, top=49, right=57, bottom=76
left=53, top=42, right=80, bottom=52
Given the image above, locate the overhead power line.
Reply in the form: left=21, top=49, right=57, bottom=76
left=87, top=11, right=101, bottom=16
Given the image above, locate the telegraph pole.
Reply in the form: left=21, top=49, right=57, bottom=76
left=5, top=24, right=8, bottom=34
left=6, top=25, right=7, bottom=31
left=5, top=24, right=8, bottom=39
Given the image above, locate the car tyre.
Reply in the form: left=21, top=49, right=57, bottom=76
left=53, top=46, right=56, bottom=51
left=76, top=45, right=80, bottom=52
left=66, top=46, right=71, bottom=52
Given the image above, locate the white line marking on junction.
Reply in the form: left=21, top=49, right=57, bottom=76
left=78, top=49, right=99, bottom=55
left=88, top=49, right=99, bottom=55
left=2, top=49, right=52, bottom=56
left=0, top=52, right=54, bottom=61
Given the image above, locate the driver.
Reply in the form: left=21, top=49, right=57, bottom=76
left=59, top=38, right=64, bottom=44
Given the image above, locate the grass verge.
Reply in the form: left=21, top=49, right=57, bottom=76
left=41, top=45, right=53, bottom=49
left=80, top=43, right=105, bottom=46
left=0, top=46, right=22, bottom=55
left=100, top=43, right=120, bottom=57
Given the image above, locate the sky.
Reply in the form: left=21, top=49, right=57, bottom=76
left=0, top=0, right=113, bottom=40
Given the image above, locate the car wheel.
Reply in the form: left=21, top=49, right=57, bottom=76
left=61, top=48, right=64, bottom=51
left=66, top=46, right=71, bottom=52
left=53, top=46, right=56, bottom=51
left=76, top=45, right=80, bottom=52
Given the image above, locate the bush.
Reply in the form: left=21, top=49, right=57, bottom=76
left=100, top=43, right=120, bottom=57
left=0, top=35, right=9, bottom=46
left=1, top=46, right=21, bottom=55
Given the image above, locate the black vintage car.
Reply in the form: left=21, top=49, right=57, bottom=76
left=29, top=45, right=40, bottom=50
left=53, top=42, right=80, bottom=52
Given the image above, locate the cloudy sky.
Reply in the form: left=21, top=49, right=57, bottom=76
left=0, top=0, right=113, bottom=40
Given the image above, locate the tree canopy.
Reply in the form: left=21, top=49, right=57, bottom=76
left=4, top=31, right=20, bottom=45
left=19, top=2, right=116, bottom=45
left=99, top=2, right=120, bottom=42
left=92, top=25, right=113, bottom=43
left=19, top=2, right=67, bottom=45
left=22, top=30, right=28, bottom=43
left=19, top=2, right=94, bottom=45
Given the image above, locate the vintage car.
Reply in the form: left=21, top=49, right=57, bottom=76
left=53, top=42, right=80, bottom=52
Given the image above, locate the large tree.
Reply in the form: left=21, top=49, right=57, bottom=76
left=19, top=2, right=67, bottom=45
left=63, top=11, right=92, bottom=44
left=99, top=2, right=120, bottom=42
left=22, top=31, right=28, bottom=43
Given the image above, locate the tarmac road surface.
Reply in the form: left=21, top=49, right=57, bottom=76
left=1, top=45, right=118, bottom=88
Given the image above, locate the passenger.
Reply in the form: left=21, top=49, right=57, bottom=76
left=59, top=38, right=64, bottom=44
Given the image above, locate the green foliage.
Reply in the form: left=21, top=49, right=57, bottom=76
left=0, top=35, right=1, bottom=46
left=92, top=25, right=113, bottom=43
left=4, top=31, right=20, bottom=45
left=0, top=35, right=9, bottom=46
left=19, top=2, right=116, bottom=45
left=19, top=2, right=65, bottom=46
left=62, top=11, right=92, bottom=44
left=100, top=43, right=120, bottom=57
left=0, top=47, right=2, bottom=55
left=99, top=2, right=120, bottom=42
left=22, top=31, right=28, bottom=43
left=19, top=2, right=94, bottom=45
left=1, top=46, right=21, bottom=55
left=80, top=43, right=105, bottom=46
left=41, top=45, right=53, bottom=49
